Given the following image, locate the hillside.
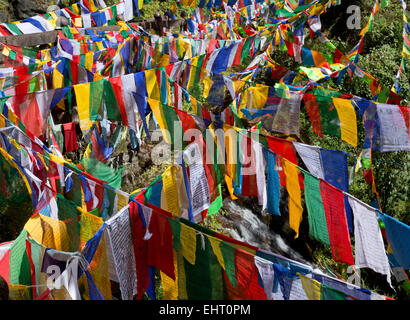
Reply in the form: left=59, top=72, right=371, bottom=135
left=0, top=0, right=408, bottom=301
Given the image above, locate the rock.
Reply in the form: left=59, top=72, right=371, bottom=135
left=10, top=0, right=50, bottom=20
left=0, top=11, right=8, bottom=23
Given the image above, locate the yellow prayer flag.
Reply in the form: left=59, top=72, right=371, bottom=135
left=148, top=98, right=172, bottom=144
left=159, top=54, right=170, bottom=68
left=208, top=236, right=225, bottom=270
left=181, top=0, right=196, bottom=8
left=166, top=77, right=173, bottom=107
left=68, top=26, right=79, bottom=35
left=24, top=213, right=71, bottom=252
left=2, top=46, right=10, bottom=57
left=355, top=152, right=363, bottom=173
left=298, top=273, right=322, bottom=300
left=72, top=3, right=80, bottom=15
left=187, top=56, right=199, bottom=91
left=80, top=209, right=103, bottom=244
left=0, top=114, right=5, bottom=129
left=283, top=159, right=303, bottom=238
left=8, top=285, right=32, bottom=300
left=203, top=76, right=213, bottom=99
left=74, top=17, right=82, bottom=28
left=162, top=165, right=181, bottom=216
left=84, top=51, right=94, bottom=71
left=8, top=110, right=18, bottom=126
left=145, top=69, right=161, bottom=100
left=78, top=210, right=112, bottom=300
left=191, top=97, right=197, bottom=115
left=96, top=41, right=104, bottom=51
left=232, top=79, right=245, bottom=95
left=73, top=82, right=93, bottom=132
left=247, top=85, right=269, bottom=110
left=9, top=138, right=21, bottom=151
left=184, top=40, right=192, bottom=59
left=177, top=38, right=186, bottom=59
left=93, top=73, right=104, bottom=82
left=48, top=12, right=58, bottom=28
left=332, top=97, right=358, bottom=147
left=52, top=66, right=64, bottom=89
left=175, top=165, right=190, bottom=218
left=117, top=193, right=129, bottom=211
left=88, top=0, right=98, bottom=11
left=180, top=223, right=197, bottom=265
left=224, top=174, right=238, bottom=200
left=49, top=153, right=65, bottom=166
left=309, top=2, right=326, bottom=15
left=237, top=89, right=249, bottom=118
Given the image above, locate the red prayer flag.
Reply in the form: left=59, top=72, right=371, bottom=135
left=207, top=40, right=218, bottom=55
left=303, top=93, right=323, bottom=137
left=62, top=122, right=78, bottom=153
left=0, top=247, right=10, bottom=283
left=240, top=134, right=258, bottom=197
left=234, top=248, right=267, bottom=300
left=129, top=201, right=150, bottom=300
left=398, top=105, right=410, bottom=134
left=147, top=211, right=175, bottom=280
left=319, top=180, right=354, bottom=265
left=233, top=40, right=244, bottom=67
left=109, top=77, right=129, bottom=126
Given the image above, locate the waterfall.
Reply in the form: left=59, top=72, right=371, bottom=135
left=219, top=198, right=328, bottom=275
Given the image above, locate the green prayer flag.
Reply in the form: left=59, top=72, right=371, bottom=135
left=103, top=80, right=122, bottom=121
left=241, top=37, right=252, bottom=63
left=5, top=23, right=22, bottom=35
left=315, top=92, right=342, bottom=138
left=9, top=50, right=16, bottom=61
left=220, top=241, right=237, bottom=287
left=9, top=230, right=32, bottom=288
left=183, top=233, right=214, bottom=299
left=320, top=284, right=347, bottom=300
left=304, top=173, right=330, bottom=246
left=89, top=80, right=104, bottom=121
left=53, top=124, right=65, bottom=152
left=207, top=183, right=223, bottom=215
left=81, top=157, right=123, bottom=189
left=168, top=217, right=181, bottom=252
left=56, top=193, right=81, bottom=251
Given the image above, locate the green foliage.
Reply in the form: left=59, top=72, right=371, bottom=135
left=137, top=0, right=195, bottom=20
left=372, top=151, right=410, bottom=225
left=323, top=1, right=410, bottom=103
left=201, top=208, right=231, bottom=236
left=0, top=163, right=33, bottom=243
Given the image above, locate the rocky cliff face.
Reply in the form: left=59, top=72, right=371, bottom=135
left=0, top=0, right=57, bottom=22
left=10, top=0, right=53, bottom=20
